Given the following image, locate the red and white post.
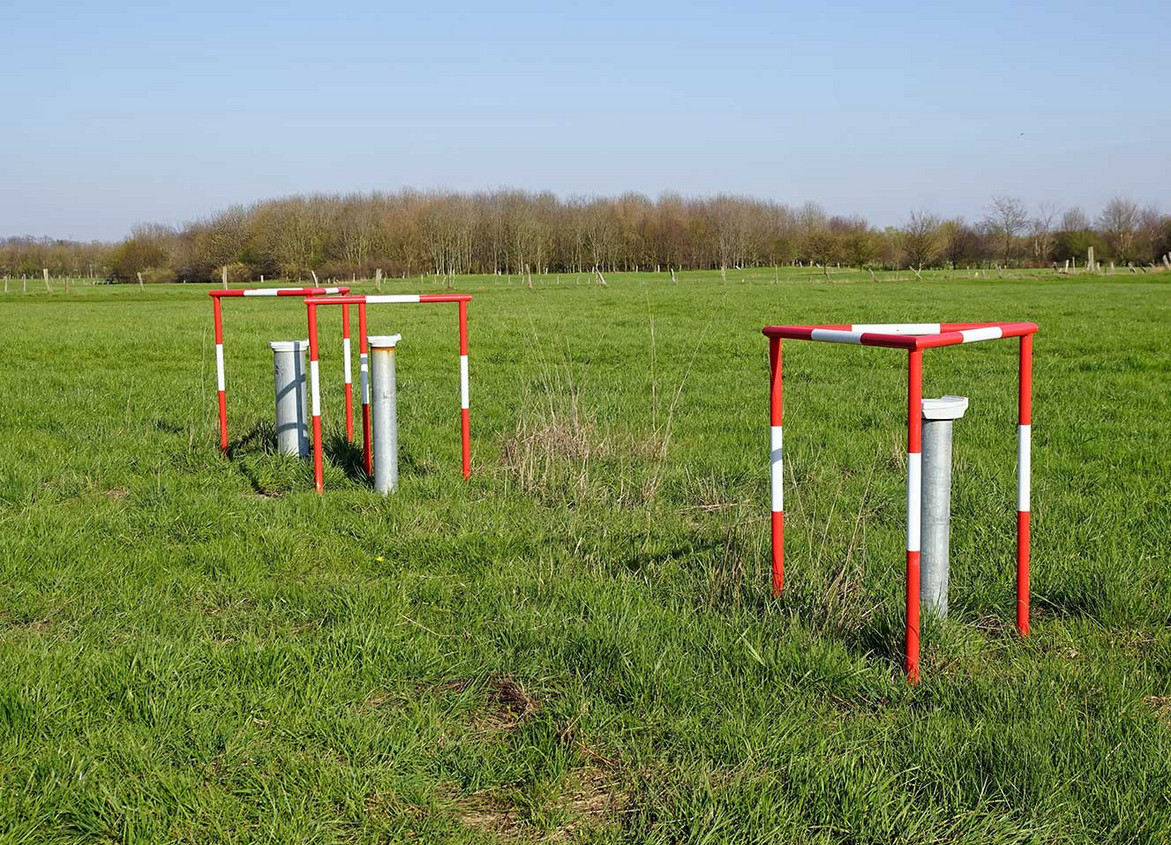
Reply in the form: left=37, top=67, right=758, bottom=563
left=307, top=302, right=324, bottom=493
left=459, top=299, right=471, bottom=479
left=1017, top=334, right=1032, bottom=635
left=768, top=337, right=784, bottom=595
left=213, top=296, right=228, bottom=451
left=343, top=303, right=354, bottom=442
left=906, top=349, right=924, bottom=684
left=359, top=302, right=372, bottom=477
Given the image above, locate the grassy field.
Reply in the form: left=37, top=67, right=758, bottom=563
left=1, top=268, right=1169, bottom=844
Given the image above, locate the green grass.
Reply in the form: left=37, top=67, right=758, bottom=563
left=1, top=268, right=1169, bottom=844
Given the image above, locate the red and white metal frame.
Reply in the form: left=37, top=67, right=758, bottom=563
left=762, top=321, right=1037, bottom=683
left=209, top=287, right=349, bottom=451
left=303, top=293, right=473, bottom=493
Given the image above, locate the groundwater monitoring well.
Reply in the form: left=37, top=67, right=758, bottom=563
left=920, top=395, right=969, bottom=619
left=269, top=340, right=310, bottom=458
left=368, top=334, right=402, bottom=494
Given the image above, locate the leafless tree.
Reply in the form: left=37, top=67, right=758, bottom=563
left=1060, top=207, right=1090, bottom=233
left=983, top=195, right=1030, bottom=265
left=900, top=211, right=944, bottom=269
left=1098, top=196, right=1141, bottom=262
left=1029, top=203, right=1058, bottom=263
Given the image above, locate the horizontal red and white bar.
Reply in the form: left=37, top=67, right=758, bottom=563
left=762, top=321, right=1037, bottom=350
left=302, top=293, right=473, bottom=306
left=210, top=286, right=348, bottom=298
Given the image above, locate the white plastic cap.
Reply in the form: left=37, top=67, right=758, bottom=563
left=269, top=339, right=309, bottom=353
left=367, top=334, right=402, bottom=349
left=922, top=395, right=969, bottom=420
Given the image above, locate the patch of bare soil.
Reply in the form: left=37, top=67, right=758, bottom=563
left=471, top=676, right=541, bottom=737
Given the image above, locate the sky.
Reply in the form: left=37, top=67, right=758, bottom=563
left=2, top=0, right=1168, bottom=241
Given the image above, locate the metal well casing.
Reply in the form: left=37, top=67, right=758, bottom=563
left=270, top=340, right=309, bottom=458
left=920, top=396, right=969, bottom=618
left=368, top=334, right=402, bottom=494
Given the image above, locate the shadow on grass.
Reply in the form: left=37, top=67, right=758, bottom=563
left=323, top=432, right=369, bottom=483
left=226, top=421, right=277, bottom=459
left=1032, top=584, right=1109, bottom=622
left=228, top=426, right=435, bottom=492
left=675, top=539, right=911, bottom=674
left=320, top=433, right=431, bottom=485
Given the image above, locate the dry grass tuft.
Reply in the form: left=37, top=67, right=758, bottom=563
left=1145, top=695, right=1171, bottom=723
left=448, top=762, right=628, bottom=843
left=503, top=393, right=613, bottom=502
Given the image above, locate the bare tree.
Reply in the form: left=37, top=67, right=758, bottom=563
left=940, top=218, right=982, bottom=268
left=1097, top=196, right=1141, bottom=262
left=1029, top=203, right=1058, bottom=263
left=336, top=195, right=380, bottom=274
left=983, top=195, right=1030, bottom=265
left=900, top=211, right=944, bottom=269
left=1060, top=207, right=1090, bottom=233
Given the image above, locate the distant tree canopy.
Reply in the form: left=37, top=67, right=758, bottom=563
left=2, top=191, right=1167, bottom=282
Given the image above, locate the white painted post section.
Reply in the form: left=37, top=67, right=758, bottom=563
left=460, top=354, right=470, bottom=412
left=907, top=454, right=922, bottom=555
left=216, top=345, right=226, bottom=392
left=770, top=425, right=783, bottom=516
left=343, top=336, right=353, bottom=394
left=1018, top=424, right=1031, bottom=514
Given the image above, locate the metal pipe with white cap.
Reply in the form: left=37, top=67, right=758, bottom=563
left=368, top=334, right=402, bottom=494
left=270, top=340, right=309, bottom=457
left=920, top=395, right=969, bottom=618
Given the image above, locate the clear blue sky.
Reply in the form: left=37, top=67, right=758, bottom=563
left=3, top=0, right=1168, bottom=241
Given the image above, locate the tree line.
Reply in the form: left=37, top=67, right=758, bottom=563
left=3, top=191, right=1169, bottom=283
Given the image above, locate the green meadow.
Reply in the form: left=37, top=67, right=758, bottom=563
left=1, top=268, right=1168, bottom=843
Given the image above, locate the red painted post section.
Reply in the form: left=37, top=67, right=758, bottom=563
left=307, top=302, right=324, bottom=494
left=459, top=299, right=471, bottom=479
left=768, top=337, right=784, bottom=595
left=906, top=349, right=924, bottom=684
left=343, top=303, right=354, bottom=442
left=213, top=296, right=228, bottom=451
left=1017, top=333, right=1033, bottom=635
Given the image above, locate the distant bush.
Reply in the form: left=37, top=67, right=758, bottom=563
left=139, top=266, right=176, bottom=284
left=214, top=262, right=253, bottom=285
left=107, top=236, right=170, bottom=283
left=315, top=261, right=367, bottom=281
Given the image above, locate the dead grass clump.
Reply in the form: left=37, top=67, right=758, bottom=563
left=448, top=763, right=628, bottom=843
left=973, top=613, right=1010, bottom=638
left=502, top=395, right=613, bottom=502
left=1145, top=695, right=1171, bottom=723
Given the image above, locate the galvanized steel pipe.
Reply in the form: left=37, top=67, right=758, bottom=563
left=920, top=395, right=969, bottom=619
left=270, top=340, right=309, bottom=457
left=369, top=334, right=402, bottom=494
